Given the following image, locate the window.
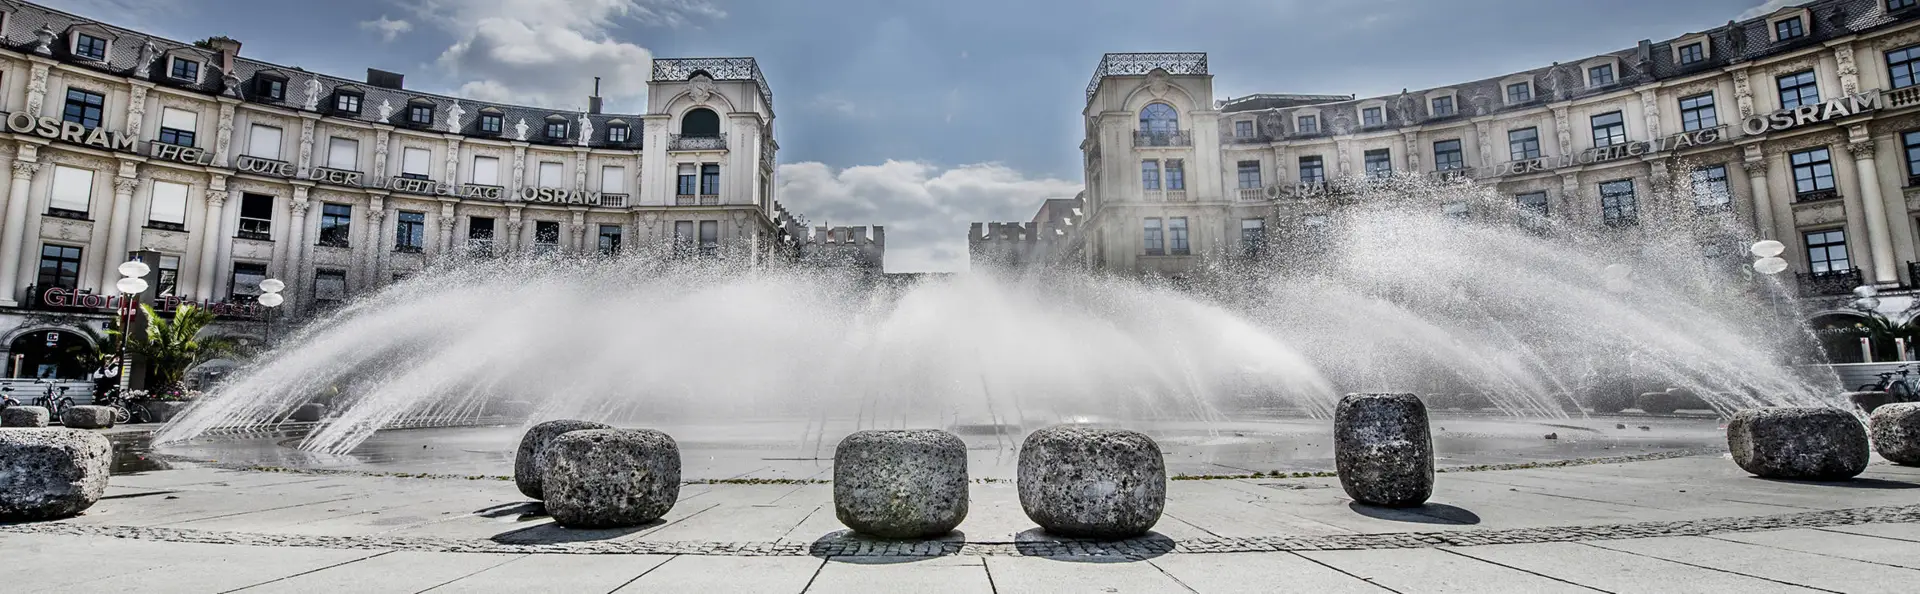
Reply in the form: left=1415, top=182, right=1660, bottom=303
left=318, top=203, right=352, bottom=247
left=1591, top=111, right=1627, bottom=147
left=1364, top=149, right=1392, bottom=179
left=698, top=220, right=719, bottom=256
left=598, top=224, right=622, bottom=256
left=147, top=181, right=189, bottom=228
left=1443, top=202, right=1469, bottom=219
left=533, top=221, right=560, bottom=254
left=327, top=137, right=359, bottom=170
left=155, top=255, right=179, bottom=297
left=1168, top=217, right=1190, bottom=255
left=257, top=77, right=285, bottom=101
left=1588, top=64, right=1615, bottom=87
left=1433, top=140, right=1464, bottom=171
left=230, top=262, right=267, bottom=301
left=401, top=147, right=430, bottom=180
left=1678, top=42, right=1705, bottom=65
left=237, top=193, right=272, bottom=240
left=674, top=220, right=695, bottom=255
left=1431, top=96, right=1455, bottom=117
left=1805, top=230, right=1850, bottom=273
left=1776, top=16, right=1805, bottom=41
left=312, top=270, right=346, bottom=308
left=1516, top=191, right=1550, bottom=222
left=609, top=125, right=630, bottom=143
left=394, top=211, right=425, bottom=253
left=677, top=164, right=697, bottom=196
left=700, top=164, right=720, bottom=195
left=1778, top=71, right=1820, bottom=109
left=168, top=58, right=199, bottom=81
left=1237, top=161, right=1262, bottom=189
left=1143, top=218, right=1164, bottom=255
left=1362, top=107, right=1384, bottom=127
left=546, top=119, right=568, bottom=139
left=469, top=217, right=496, bottom=256
left=601, top=166, right=627, bottom=194
left=73, top=33, right=107, bottom=61
left=37, top=244, right=83, bottom=289
left=408, top=104, right=433, bottom=126
left=1691, top=165, right=1732, bottom=211
left=1890, top=45, right=1920, bottom=90
left=1509, top=127, right=1541, bottom=160
left=1506, top=82, right=1532, bottom=104
left=1234, top=120, right=1254, bottom=138
left=1895, top=0, right=1918, bottom=11
left=1297, top=115, right=1319, bottom=134
left=1679, top=93, right=1718, bottom=132
left=248, top=124, right=282, bottom=160
left=1165, top=159, right=1186, bottom=190
left=682, top=108, right=722, bottom=137
left=1141, top=160, right=1161, bottom=190
left=63, top=89, right=104, bottom=129
left=537, top=161, right=564, bottom=188
left=480, top=113, right=502, bottom=134
left=157, top=107, right=196, bottom=146
left=472, top=155, right=499, bottom=185
left=48, top=165, right=93, bottom=216
left=1600, top=180, right=1637, bottom=226
left=1905, top=131, right=1920, bottom=183
left=1240, top=219, right=1266, bottom=256
left=1299, top=156, right=1325, bottom=183
left=1791, top=147, right=1837, bottom=199
left=334, top=92, right=362, bottom=114
left=1139, top=103, right=1179, bottom=134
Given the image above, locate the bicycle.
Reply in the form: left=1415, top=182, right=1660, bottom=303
left=1858, top=364, right=1917, bottom=399
left=1, top=386, right=16, bottom=410
left=90, top=385, right=148, bottom=425
left=28, top=381, right=75, bottom=417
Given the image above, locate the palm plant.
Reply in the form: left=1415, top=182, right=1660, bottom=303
left=1846, top=311, right=1919, bottom=361
left=127, top=303, right=238, bottom=392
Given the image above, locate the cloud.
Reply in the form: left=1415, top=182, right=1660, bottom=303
left=397, top=0, right=726, bottom=111
left=776, top=161, right=1082, bottom=273
left=1739, top=0, right=1805, bottom=19
left=359, top=16, right=414, bottom=42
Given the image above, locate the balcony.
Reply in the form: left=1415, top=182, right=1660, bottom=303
left=600, top=193, right=628, bottom=208
left=669, top=133, right=727, bottom=151
left=1794, top=188, right=1839, bottom=204
left=1799, top=268, right=1864, bottom=297
left=1892, top=86, right=1920, bottom=109
left=1428, top=167, right=1477, bottom=182
left=1227, top=134, right=1273, bottom=144
left=1133, top=130, right=1192, bottom=147
left=1237, top=187, right=1270, bottom=201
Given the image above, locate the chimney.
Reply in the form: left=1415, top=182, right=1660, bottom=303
left=1636, top=39, right=1652, bottom=65
left=205, top=37, right=241, bottom=74
left=588, top=77, right=604, bottom=114
left=366, top=68, right=405, bottom=90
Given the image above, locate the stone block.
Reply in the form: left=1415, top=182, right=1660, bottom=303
left=1455, top=393, right=1489, bottom=411
left=139, top=401, right=190, bottom=423
left=2, top=405, right=50, bottom=427
left=1335, top=393, right=1434, bottom=507
left=540, top=428, right=680, bottom=528
left=290, top=403, right=326, bottom=423
left=1869, top=403, right=1920, bottom=466
left=1422, top=393, right=1455, bottom=410
left=1636, top=391, right=1679, bottom=415
left=1727, top=407, right=1869, bottom=480
left=59, top=405, right=114, bottom=429
left=1846, top=391, right=1903, bottom=414
left=515, top=419, right=612, bottom=500
left=1016, top=425, right=1165, bottom=539
left=833, top=429, right=968, bottom=539
left=0, top=428, right=112, bottom=520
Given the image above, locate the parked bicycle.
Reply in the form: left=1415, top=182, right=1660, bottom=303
left=1858, top=364, right=1917, bottom=399
left=90, top=385, right=148, bottom=425
left=28, top=380, right=76, bottom=417
left=0, top=386, right=16, bottom=410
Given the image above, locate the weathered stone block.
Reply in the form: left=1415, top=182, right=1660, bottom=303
left=1636, top=391, right=1679, bottom=415
left=139, top=401, right=190, bottom=423
left=1846, top=391, right=1903, bottom=414
left=0, top=428, right=112, bottom=520
left=1869, top=403, right=1920, bottom=466
left=59, top=405, right=114, bottom=429
left=1335, top=393, right=1434, bottom=507
left=1017, top=425, right=1165, bottom=539
left=515, top=419, right=612, bottom=500
left=1727, top=407, right=1869, bottom=480
left=2, top=405, right=50, bottom=427
left=540, top=428, right=681, bottom=528
left=834, top=429, right=968, bottom=539
left=290, top=403, right=326, bottom=423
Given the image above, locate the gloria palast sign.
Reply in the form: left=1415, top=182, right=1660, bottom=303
left=1742, top=89, right=1882, bottom=135
left=1495, top=126, right=1728, bottom=176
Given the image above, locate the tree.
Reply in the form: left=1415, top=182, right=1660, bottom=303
left=127, top=304, right=237, bottom=392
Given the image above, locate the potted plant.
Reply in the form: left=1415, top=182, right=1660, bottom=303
left=127, top=303, right=237, bottom=396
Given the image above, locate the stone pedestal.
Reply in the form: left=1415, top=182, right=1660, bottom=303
left=2, top=405, right=50, bottom=427
left=1636, top=392, right=1678, bottom=415
left=1727, top=407, right=1869, bottom=480
left=0, top=428, right=112, bottom=520
left=290, top=403, right=326, bottom=423
left=515, top=419, right=612, bottom=500
left=1869, top=403, right=1920, bottom=465
left=59, top=406, right=115, bottom=429
left=1017, top=425, right=1165, bottom=539
left=833, top=429, right=968, bottom=539
left=1335, top=393, right=1434, bottom=507
left=540, top=428, right=681, bottom=528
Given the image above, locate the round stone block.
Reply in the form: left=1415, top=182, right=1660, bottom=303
left=1636, top=391, right=1678, bottom=415
left=1422, top=393, right=1455, bottom=410
left=139, top=401, right=190, bottom=423
left=290, top=403, right=326, bottom=423
left=1869, top=403, right=1920, bottom=466
left=2, top=405, right=50, bottom=427
left=59, top=405, right=114, bottom=429
left=0, top=428, right=112, bottom=521
left=1846, top=391, right=1902, bottom=414
left=540, top=428, right=681, bottom=528
left=833, top=429, right=968, bottom=539
left=1016, top=425, right=1165, bottom=539
left=515, top=419, right=612, bottom=500
left=1335, top=393, right=1435, bottom=507
left=1727, top=407, right=1869, bottom=480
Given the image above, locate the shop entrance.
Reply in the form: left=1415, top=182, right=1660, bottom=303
left=7, top=328, right=97, bottom=379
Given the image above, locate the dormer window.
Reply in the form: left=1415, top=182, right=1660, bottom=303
left=1430, top=95, right=1455, bottom=117
left=1775, top=16, right=1805, bottom=41
left=1588, top=63, right=1615, bottom=87
left=168, top=57, right=199, bottom=82
left=1678, top=42, right=1706, bottom=65
left=545, top=116, right=568, bottom=139
left=333, top=90, right=362, bottom=115
left=255, top=74, right=287, bottom=101
left=478, top=109, right=503, bottom=134
left=73, top=33, right=107, bottom=61
left=407, top=101, right=433, bottom=126
left=1506, top=81, right=1533, bottom=104
left=1361, top=106, right=1384, bottom=127
left=608, top=122, right=630, bottom=143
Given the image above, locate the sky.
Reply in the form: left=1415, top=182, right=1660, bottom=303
left=51, top=0, right=1797, bottom=272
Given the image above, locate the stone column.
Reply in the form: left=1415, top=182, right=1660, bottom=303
left=99, top=175, right=138, bottom=290
left=506, top=207, right=522, bottom=255
left=194, top=189, right=228, bottom=298
left=437, top=201, right=457, bottom=257
left=285, top=188, right=311, bottom=311
left=0, top=159, right=41, bottom=306
left=1848, top=140, right=1900, bottom=285
left=365, top=195, right=386, bottom=288
left=1743, top=160, right=1776, bottom=240
left=23, top=61, right=50, bottom=117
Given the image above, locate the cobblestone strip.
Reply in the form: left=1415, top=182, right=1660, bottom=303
left=6, top=504, right=1918, bottom=558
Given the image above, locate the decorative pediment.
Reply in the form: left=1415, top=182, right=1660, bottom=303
left=687, top=73, right=716, bottom=103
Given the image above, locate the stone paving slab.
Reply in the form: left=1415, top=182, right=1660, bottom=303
left=806, top=556, right=995, bottom=594
left=1444, top=541, right=1820, bottom=594
left=608, top=555, right=823, bottom=592
left=983, top=556, right=1196, bottom=593
left=424, top=553, right=675, bottom=593
left=1148, top=551, right=1393, bottom=593
left=1589, top=535, right=1920, bottom=593
left=233, top=551, right=526, bottom=593
left=1298, top=547, right=1598, bottom=593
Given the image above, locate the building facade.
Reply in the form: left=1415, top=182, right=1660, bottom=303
left=1016, top=0, right=1920, bottom=313
left=0, top=0, right=872, bottom=380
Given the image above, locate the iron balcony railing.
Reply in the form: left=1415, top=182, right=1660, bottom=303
left=1133, top=130, right=1192, bottom=147
left=1799, top=268, right=1864, bottom=297
left=669, top=133, right=727, bottom=151
left=1794, top=188, right=1840, bottom=203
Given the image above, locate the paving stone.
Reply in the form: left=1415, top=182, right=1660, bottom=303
left=612, top=555, right=821, bottom=592
left=1591, top=535, right=1920, bottom=593
left=236, top=551, right=524, bottom=593
left=1447, top=541, right=1815, bottom=594
left=1300, top=547, right=1598, bottom=593
left=424, top=553, right=673, bottom=593
left=1150, top=552, right=1390, bottom=593
left=806, top=556, right=993, bottom=594
left=984, top=556, right=1195, bottom=594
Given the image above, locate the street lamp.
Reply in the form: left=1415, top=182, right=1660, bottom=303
left=257, top=278, right=284, bottom=346
left=113, top=260, right=151, bottom=395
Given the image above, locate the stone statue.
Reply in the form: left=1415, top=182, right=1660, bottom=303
left=513, top=118, right=529, bottom=141
left=303, top=79, right=324, bottom=111
left=376, top=99, right=394, bottom=122
left=133, top=41, right=158, bottom=78
left=445, top=102, right=465, bottom=133
left=32, top=26, right=54, bottom=56
left=577, top=114, right=594, bottom=146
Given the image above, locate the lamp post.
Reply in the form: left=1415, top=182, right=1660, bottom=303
left=113, top=260, right=151, bottom=395
left=257, top=278, right=284, bottom=346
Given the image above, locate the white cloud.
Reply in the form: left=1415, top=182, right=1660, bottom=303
left=397, top=0, right=726, bottom=111
left=776, top=161, right=1082, bottom=273
left=1739, top=0, right=1806, bottom=19
left=359, top=16, right=414, bottom=42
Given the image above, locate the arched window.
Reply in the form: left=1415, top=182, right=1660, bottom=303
left=682, top=108, right=720, bottom=138
left=1140, top=103, right=1179, bottom=134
